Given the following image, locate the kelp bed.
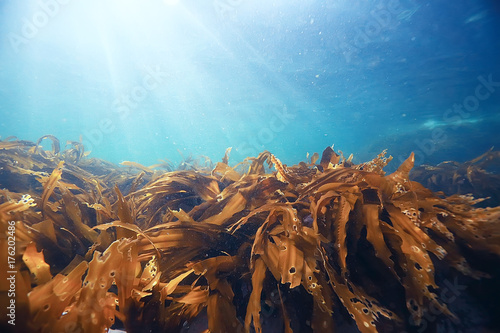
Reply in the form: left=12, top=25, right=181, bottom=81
left=411, top=148, right=500, bottom=208
left=1, top=136, right=499, bottom=333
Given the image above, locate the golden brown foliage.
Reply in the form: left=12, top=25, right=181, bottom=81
left=411, top=148, right=500, bottom=207
left=1, top=136, right=499, bottom=333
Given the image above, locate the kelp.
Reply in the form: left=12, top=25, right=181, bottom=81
left=411, top=148, right=500, bottom=207
left=1, top=136, right=500, bottom=333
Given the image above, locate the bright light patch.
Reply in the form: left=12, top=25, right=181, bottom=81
left=164, top=0, right=181, bottom=5
left=422, top=117, right=482, bottom=130
left=422, top=119, right=439, bottom=129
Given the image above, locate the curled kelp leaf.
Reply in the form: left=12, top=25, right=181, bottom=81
left=32, top=135, right=60, bottom=157
left=63, top=140, right=86, bottom=163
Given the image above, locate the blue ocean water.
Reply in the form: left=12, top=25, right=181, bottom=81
left=1, top=0, right=499, bottom=169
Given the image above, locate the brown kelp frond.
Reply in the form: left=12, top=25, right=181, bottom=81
left=27, top=238, right=150, bottom=333
left=120, top=161, right=155, bottom=174
left=246, top=150, right=273, bottom=175
left=149, top=158, right=174, bottom=172
left=358, top=149, right=393, bottom=175
left=2, top=137, right=500, bottom=332
left=211, top=161, right=242, bottom=182
left=271, top=154, right=318, bottom=185
left=176, top=150, right=214, bottom=171
left=222, top=147, right=232, bottom=165
left=307, top=151, right=320, bottom=165
left=38, top=161, right=64, bottom=217
left=0, top=193, right=36, bottom=219
left=129, top=170, right=221, bottom=228
left=319, top=249, right=395, bottom=333
left=27, top=260, right=89, bottom=333
left=62, top=140, right=86, bottom=163
left=0, top=137, right=35, bottom=150
left=319, top=146, right=340, bottom=170
left=411, top=148, right=500, bottom=207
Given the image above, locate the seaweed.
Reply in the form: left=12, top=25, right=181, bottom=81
left=1, top=136, right=499, bottom=333
left=410, top=148, right=500, bottom=207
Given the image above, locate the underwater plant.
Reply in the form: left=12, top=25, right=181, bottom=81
left=0, top=136, right=499, bottom=333
left=411, top=148, right=500, bottom=207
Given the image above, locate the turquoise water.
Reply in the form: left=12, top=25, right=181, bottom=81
left=1, top=0, right=499, bottom=168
